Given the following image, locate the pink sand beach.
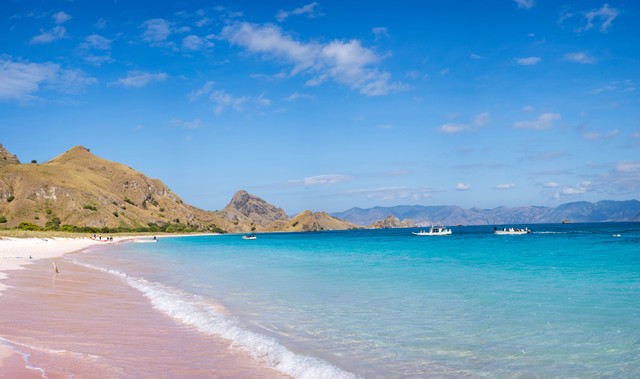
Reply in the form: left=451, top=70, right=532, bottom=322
left=0, top=237, right=288, bottom=378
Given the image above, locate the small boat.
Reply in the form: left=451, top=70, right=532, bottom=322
left=494, top=227, right=531, bottom=235
left=242, top=234, right=257, bottom=240
left=412, top=226, right=452, bottom=236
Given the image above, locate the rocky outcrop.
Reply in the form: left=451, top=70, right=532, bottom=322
left=0, top=144, right=19, bottom=167
left=221, top=190, right=288, bottom=229
left=274, top=210, right=358, bottom=232
left=370, top=215, right=415, bottom=229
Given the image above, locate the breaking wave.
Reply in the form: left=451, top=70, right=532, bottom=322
left=75, top=261, right=359, bottom=379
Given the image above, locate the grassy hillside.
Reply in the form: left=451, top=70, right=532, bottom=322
left=0, top=145, right=358, bottom=234
left=0, top=146, right=230, bottom=233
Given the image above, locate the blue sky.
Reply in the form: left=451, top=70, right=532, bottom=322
left=1, top=1, right=639, bottom=214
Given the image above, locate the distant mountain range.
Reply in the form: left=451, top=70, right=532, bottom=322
left=332, top=200, right=640, bottom=227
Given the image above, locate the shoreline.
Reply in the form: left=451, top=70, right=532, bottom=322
left=0, top=236, right=103, bottom=375
left=0, top=232, right=286, bottom=378
left=0, top=233, right=221, bottom=287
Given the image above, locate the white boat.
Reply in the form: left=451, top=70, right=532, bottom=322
left=242, top=234, right=257, bottom=240
left=494, top=227, right=531, bottom=235
left=412, top=226, right=452, bottom=236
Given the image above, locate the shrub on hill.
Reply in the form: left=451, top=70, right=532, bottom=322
left=45, top=217, right=62, bottom=230
left=10, top=220, right=226, bottom=234
left=208, top=224, right=225, bottom=233
left=18, top=222, right=41, bottom=231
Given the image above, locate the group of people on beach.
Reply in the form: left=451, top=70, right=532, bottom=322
left=91, top=234, right=113, bottom=242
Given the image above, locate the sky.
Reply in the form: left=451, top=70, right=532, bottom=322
left=1, top=0, right=639, bottom=214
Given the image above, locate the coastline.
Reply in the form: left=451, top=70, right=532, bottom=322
left=0, top=236, right=101, bottom=376
left=0, top=233, right=286, bottom=378
left=0, top=233, right=222, bottom=289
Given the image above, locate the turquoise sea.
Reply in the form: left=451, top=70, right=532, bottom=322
left=75, top=223, right=640, bottom=378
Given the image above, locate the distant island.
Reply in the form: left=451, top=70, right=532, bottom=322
left=0, top=144, right=638, bottom=234
left=332, top=200, right=640, bottom=227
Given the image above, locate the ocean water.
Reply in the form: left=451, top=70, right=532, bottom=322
left=74, top=223, right=640, bottom=378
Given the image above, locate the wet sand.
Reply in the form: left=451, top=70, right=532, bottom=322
left=0, top=258, right=289, bottom=378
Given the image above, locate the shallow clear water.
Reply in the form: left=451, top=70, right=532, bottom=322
left=76, top=223, right=640, bottom=378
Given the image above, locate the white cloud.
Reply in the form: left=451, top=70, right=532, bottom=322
left=439, top=123, right=467, bottom=134
left=169, top=118, right=203, bottom=129
left=0, top=56, right=96, bottom=101
left=557, top=181, right=591, bottom=197
left=544, top=182, right=560, bottom=188
left=582, top=129, right=618, bottom=140
left=0, top=59, right=57, bottom=100
left=589, top=80, right=635, bottom=95
left=141, top=18, right=172, bottom=45
left=456, top=183, right=471, bottom=191
left=220, top=22, right=404, bottom=96
left=580, top=3, right=620, bottom=33
left=495, top=183, right=515, bottom=190
left=514, top=0, right=535, bottom=10
left=182, top=35, right=214, bottom=51
left=256, top=93, right=271, bottom=107
left=513, top=113, right=561, bottom=130
left=78, top=34, right=112, bottom=66
left=348, top=186, right=431, bottom=201
left=474, top=112, right=490, bottom=126
left=111, top=71, right=167, bottom=88
left=372, top=27, right=389, bottom=38
left=221, top=23, right=317, bottom=74
left=189, top=82, right=270, bottom=113
left=82, top=34, right=111, bottom=50
left=516, top=57, right=541, bottom=65
left=564, top=52, right=595, bottom=64
left=53, top=69, right=98, bottom=93
left=291, top=174, right=352, bottom=186
left=210, top=90, right=247, bottom=114
left=439, top=112, right=489, bottom=134
left=276, top=2, right=321, bottom=22
left=615, top=161, right=640, bottom=173
left=285, top=92, right=314, bottom=101
left=30, top=26, right=67, bottom=44
left=189, top=81, right=215, bottom=101
left=586, top=161, right=640, bottom=196
left=175, top=26, right=191, bottom=34
left=522, top=105, right=534, bottom=112
left=53, top=11, right=72, bottom=24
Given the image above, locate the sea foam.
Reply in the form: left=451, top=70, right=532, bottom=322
left=75, top=261, right=359, bottom=379
left=0, top=337, right=49, bottom=379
